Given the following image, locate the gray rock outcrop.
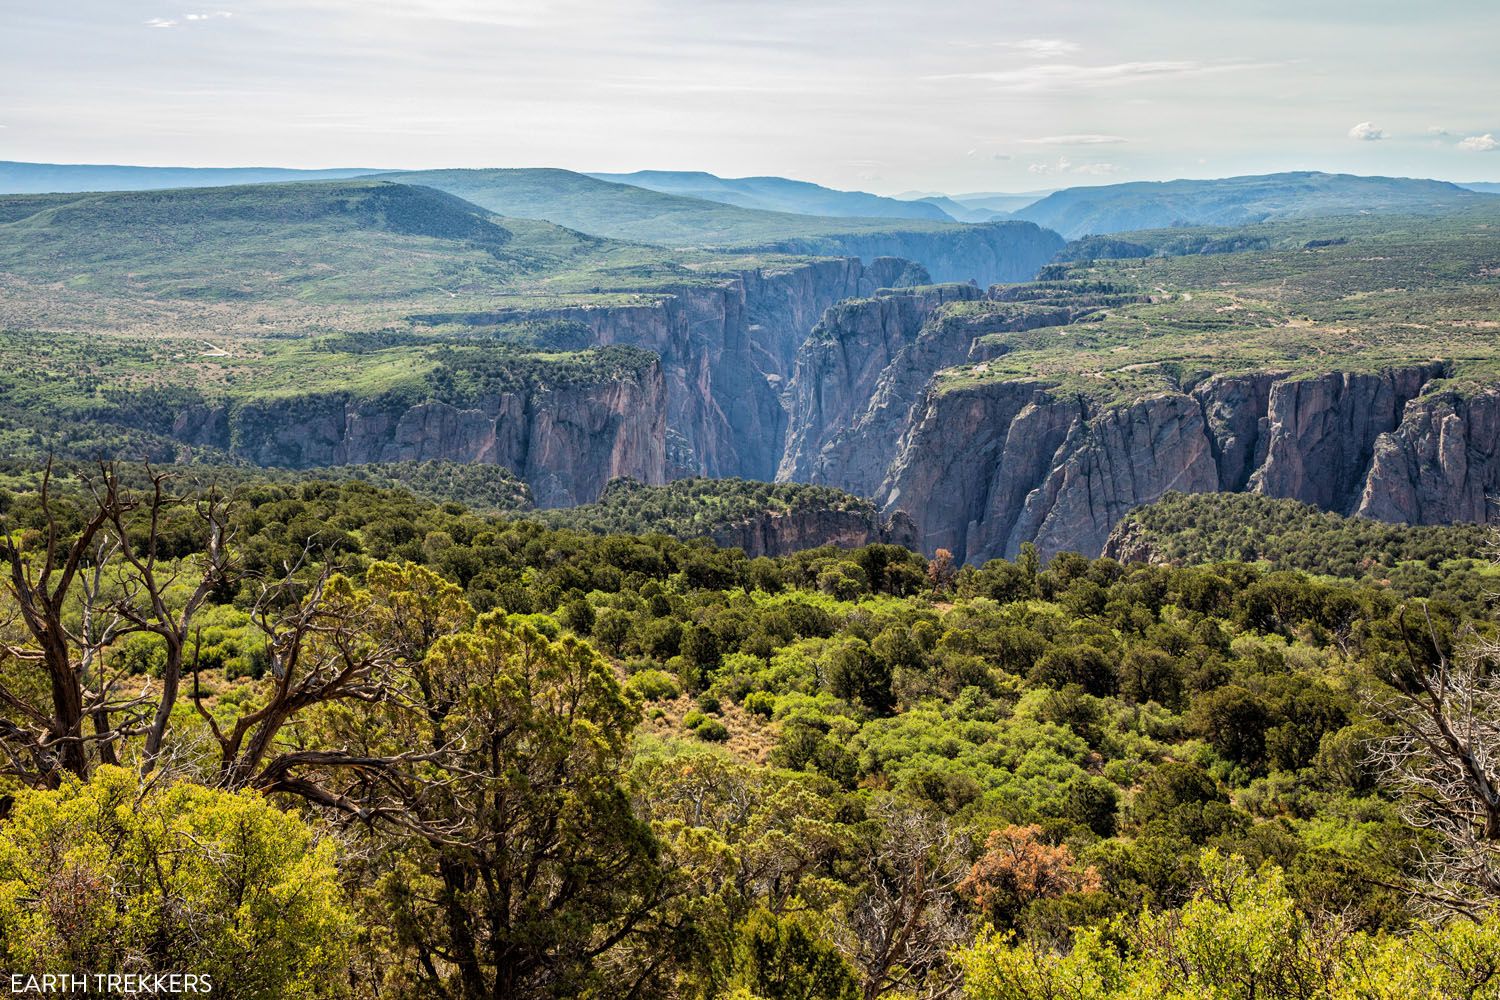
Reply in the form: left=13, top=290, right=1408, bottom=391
left=1357, top=384, right=1500, bottom=524
left=177, top=362, right=666, bottom=507
left=873, top=364, right=1498, bottom=562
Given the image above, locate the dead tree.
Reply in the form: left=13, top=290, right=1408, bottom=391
left=103, top=468, right=237, bottom=773
left=0, top=462, right=136, bottom=784
left=0, top=462, right=411, bottom=813
left=846, top=800, right=970, bottom=1000
left=1370, top=600, right=1500, bottom=918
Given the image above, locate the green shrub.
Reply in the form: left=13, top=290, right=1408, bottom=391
left=627, top=668, right=683, bottom=702
left=0, top=767, right=354, bottom=998
left=731, top=909, right=858, bottom=1000
left=694, top=719, right=730, bottom=742
left=743, top=690, right=777, bottom=718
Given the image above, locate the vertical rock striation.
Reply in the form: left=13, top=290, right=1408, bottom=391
left=1016, top=394, right=1221, bottom=559
left=777, top=283, right=984, bottom=489
left=178, top=360, right=667, bottom=508
left=439, top=256, right=925, bottom=483
left=867, top=363, right=1495, bottom=562
left=777, top=292, right=1093, bottom=495
left=1357, top=385, right=1500, bottom=524
left=1247, top=365, right=1444, bottom=512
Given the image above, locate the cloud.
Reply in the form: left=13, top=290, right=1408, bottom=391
left=1347, top=121, right=1385, bottom=141
left=146, top=11, right=231, bottom=28
left=1020, top=134, right=1127, bottom=145
left=1458, top=133, right=1498, bottom=152
left=605, top=77, right=812, bottom=95
left=1027, top=157, right=1118, bottom=176
left=1002, top=38, right=1080, bottom=58
left=928, top=60, right=1274, bottom=92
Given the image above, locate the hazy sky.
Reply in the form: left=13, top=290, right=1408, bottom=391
left=3, top=0, right=1498, bottom=194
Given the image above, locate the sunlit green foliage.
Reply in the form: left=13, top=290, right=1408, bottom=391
left=0, top=767, right=353, bottom=999
left=0, top=469, right=1493, bottom=997
left=958, top=851, right=1500, bottom=1000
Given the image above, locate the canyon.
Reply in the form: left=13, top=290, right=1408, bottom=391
left=153, top=225, right=1058, bottom=512
left=105, top=195, right=1494, bottom=559
left=769, top=276, right=1500, bottom=560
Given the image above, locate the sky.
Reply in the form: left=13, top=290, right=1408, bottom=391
left=3, top=0, right=1498, bottom=195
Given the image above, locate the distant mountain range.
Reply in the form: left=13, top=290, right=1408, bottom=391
left=377, top=167, right=964, bottom=246
left=587, top=169, right=953, bottom=221
left=909, top=196, right=999, bottom=223
left=893, top=189, right=1056, bottom=220
left=1, top=161, right=1495, bottom=249
left=950, top=191, right=1056, bottom=213
left=1010, top=171, right=1498, bottom=238
left=0, top=160, right=382, bottom=193
left=372, top=169, right=1058, bottom=285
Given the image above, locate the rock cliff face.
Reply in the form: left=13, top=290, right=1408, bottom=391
left=779, top=292, right=1108, bottom=497
left=1357, top=385, right=1500, bottom=524
left=882, top=386, right=1222, bottom=561
left=160, top=230, right=1057, bottom=517
left=879, top=379, right=1066, bottom=560
left=1247, top=366, right=1444, bottom=511
left=710, top=508, right=918, bottom=559
left=873, top=364, right=1498, bottom=562
left=777, top=284, right=984, bottom=489
left=1008, top=394, right=1220, bottom=559
left=1097, top=517, right=1166, bottom=565
left=169, top=256, right=928, bottom=507
left=430, top=257, right=920, bottom=484
left=768, top=270, right=1497, bottom=563
left=740, top=257, right=919, bottom=380
left=755, top=221, right=1066, bottom=286
left=174, top=362, right=666, bottom=508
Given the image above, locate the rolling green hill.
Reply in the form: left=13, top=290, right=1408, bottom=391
left=0, top=179, right=658, bottom=301
left=0, top=179, right=746, bottom=342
